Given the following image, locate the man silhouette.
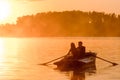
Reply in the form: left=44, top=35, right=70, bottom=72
left=77, top=41, right=86, bottom=58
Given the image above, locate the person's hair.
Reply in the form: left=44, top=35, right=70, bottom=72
left=78, top=41, right=83, bottom=45
left=71, top=42, right=76, bottom=48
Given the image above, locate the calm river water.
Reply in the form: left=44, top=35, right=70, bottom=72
left=0, top=37, right=119, bottom=80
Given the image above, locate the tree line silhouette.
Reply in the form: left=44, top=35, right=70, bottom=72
left=0, top=10, right=120, bottom=37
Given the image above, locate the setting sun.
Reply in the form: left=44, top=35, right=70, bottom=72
left=0, top=0, right=11, bottom=22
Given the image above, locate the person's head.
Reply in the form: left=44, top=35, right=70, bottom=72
left=71, top=42, right=76, bottom=48
left=78, top=41, right=83, bottom=47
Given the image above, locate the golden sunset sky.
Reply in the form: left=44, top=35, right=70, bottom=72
left=0, top=0, right=120, bottom=24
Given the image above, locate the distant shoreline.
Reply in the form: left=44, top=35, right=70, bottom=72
left=0, top=10, right=120, bottom=37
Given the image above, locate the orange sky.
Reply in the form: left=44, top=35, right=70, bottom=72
left=0, top=0, right=120, bottom=24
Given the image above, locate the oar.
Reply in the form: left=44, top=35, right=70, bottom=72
left=39, top=55, right=66, bottom=65
left=39, top=50, right=71, bottom=65
left=96, top=56, right=118, bottom=66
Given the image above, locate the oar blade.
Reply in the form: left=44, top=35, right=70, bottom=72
left=112, top=63, right=118, bottom=66
left=96, top=56, right=118, bottom=66
left=38, top=63, right=48, bottom=65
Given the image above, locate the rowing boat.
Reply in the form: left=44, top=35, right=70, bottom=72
left=54, top=52, right=96, bottom=71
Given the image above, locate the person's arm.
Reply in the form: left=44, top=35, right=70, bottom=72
left=67, top=49, right=71, bottom=55
left=83, top=46, right=86, bottom=53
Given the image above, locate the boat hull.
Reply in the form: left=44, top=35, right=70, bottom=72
left=54, top=52, right=96, bottom=71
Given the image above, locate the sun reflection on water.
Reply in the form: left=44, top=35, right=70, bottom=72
left=0, top=39, right=5, bottom=56
left=0, top=38, right=21, bottom=79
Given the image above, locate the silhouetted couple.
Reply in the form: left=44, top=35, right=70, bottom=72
left=68, top=41, right=86, bottom=59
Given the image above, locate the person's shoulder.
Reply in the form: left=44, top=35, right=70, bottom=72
left=82, top=46, right=85, bottom=48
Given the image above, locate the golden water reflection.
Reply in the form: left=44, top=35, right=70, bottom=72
left=0, top=37, right=119, bottom=80
left=0, top=38, right=20, bottom=79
